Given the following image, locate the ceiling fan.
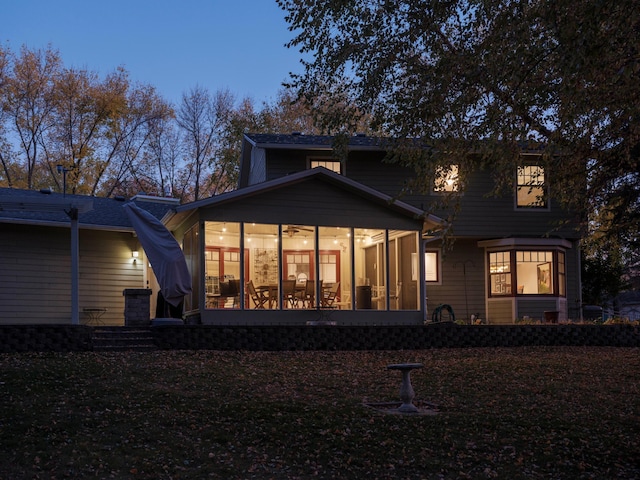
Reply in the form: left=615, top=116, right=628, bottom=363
left=283, top=225, right=314, bottom=237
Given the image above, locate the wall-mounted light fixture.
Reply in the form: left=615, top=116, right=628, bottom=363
left=132, top=250, right=139, bottom=264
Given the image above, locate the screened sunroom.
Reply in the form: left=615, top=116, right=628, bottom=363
left=170, top=168, right=441, bottom=325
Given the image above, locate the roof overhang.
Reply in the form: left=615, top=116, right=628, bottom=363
left=177, top=167, right=446, bottom=234
left=242, top=133, right=390, bottom=152
left=0, top=195, right=94, bottom=214
left=0, top=217, right=137, bottom=233
left=478, top=237, right=573, bottom=249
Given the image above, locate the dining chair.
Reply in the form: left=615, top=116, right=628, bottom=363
left=321, top=281, right=340, bottom=308
left=298, top=279, right=315, bottom=308
left=247, top=280, right=268, bottom=309
left=282, top=279, right=297, bottom=308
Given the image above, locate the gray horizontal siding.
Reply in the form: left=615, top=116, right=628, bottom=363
left=1, top=224, right=146, bottom=325
left=516, top=299, right=562, bottom=321
left=263, top=147, right=580, bottom=240
left=448, top=169, right=580, bottom=238
left=266, top=149, right=312, bottom=181
left=487, top=299, right=515, bottom=324
left=346, top=151, right=415, bottom=199
left=425, top=239, right=486, bottom=322
left=199, top=179, right=423, bottom=231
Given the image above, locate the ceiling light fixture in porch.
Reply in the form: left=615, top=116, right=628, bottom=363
left=283, top=225, right=314, bottom=237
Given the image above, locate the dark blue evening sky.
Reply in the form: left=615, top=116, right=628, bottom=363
left=3, top=0, right=302, bottom=106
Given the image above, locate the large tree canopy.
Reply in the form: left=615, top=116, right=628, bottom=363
left=278, top=0, right=640, bottom=253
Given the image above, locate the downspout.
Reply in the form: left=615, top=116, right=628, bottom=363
left=68, top=207, right=79, bottom=325
left=240, top=222, right=245, bottom=309
left=576, top=240, right=583, bottom=321
left=420, top=235, right=427, bottom=324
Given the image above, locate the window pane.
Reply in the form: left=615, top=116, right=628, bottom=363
left=489, top=251, right=512, bottom=295
left=245, top=223, right=279, bottom=309
left=319, top=226, right=351, bottom=309
left=310, top=159, right=341, bottom=174
left=354, top=228, right=386, bottom=310
left=282, top=225, right=315, bottom=309
left=389, top=231, right=419, bottom=310
left=434, top=164, right=459, bottom=192
left=204, top=222, right=241, bottom=309
left=517, top=165, right=547, bottom=208
left=558, top=251, right=566, bottom=296
left=515, top=250, right=554, bottom=294
left=425, top=251, right=439, bottom=282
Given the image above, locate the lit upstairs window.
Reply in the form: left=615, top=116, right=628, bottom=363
left=516, top=165, right=547, bottom=208
left=310, top=159, right=341, bottom=174
left=433, top=164, right=459, bottom=192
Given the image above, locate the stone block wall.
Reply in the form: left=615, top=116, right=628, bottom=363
left=0, top=325, right=93, bottom=352
left=152, top=323, right=640, bottom=351
left=1, top=323, right=638, bottom=353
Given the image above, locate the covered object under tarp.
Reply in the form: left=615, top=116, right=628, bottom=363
left=123, top=202, right=192, bottom=308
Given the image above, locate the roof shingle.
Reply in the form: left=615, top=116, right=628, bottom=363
left=0, top=188, right=175, bottom=230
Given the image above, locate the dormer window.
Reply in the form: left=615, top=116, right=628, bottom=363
left=310, top=159, right=341, bottom=174
left=516, top=165, right=547, bottom=208
left=433, top=164, right=460, bottom=193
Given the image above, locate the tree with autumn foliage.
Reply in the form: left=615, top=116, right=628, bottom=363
left=0, top=45, right=173, bottom=195
left=2, top=43, right=393, bottom=204
left=278, top=0, right=640, bottom=288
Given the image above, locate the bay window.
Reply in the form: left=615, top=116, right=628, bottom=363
left=488, top=249, right=566, bottom=297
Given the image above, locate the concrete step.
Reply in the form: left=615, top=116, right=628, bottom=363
left=92, top=327, right=157, bottom=352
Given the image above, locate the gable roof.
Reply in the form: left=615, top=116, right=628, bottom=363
left=175, top=167, right=444, bottom=232
left=239, top=133, right=394, bottom=188
left=243, top=133, right=389, bottom=151
left=243, top=132, right=550, bottom=153
left=0, top=188, right=177, bottom=232
left=239, top=133, right=552, bottom=188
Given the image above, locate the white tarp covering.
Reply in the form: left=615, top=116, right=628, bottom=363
left=123, top=202, right=192, bottom=307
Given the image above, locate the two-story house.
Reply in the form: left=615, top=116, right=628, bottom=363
left=168, top=133, right=582, bottom=325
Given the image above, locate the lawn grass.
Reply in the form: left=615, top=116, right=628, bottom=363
left=1, top=347, right=639, bottom=479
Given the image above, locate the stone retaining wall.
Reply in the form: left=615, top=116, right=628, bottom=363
left=1, top=323, right=638, bottom=353
left=152, top=323, right=640, bottom=351
left=0, top=325, right=93, bottom=352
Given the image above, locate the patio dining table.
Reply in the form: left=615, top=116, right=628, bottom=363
left=257, top=283, right=309, bottom=308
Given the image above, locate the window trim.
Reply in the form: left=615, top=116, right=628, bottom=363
left=515, top=163, right=549, bottom=210
left=488, top=250, right=513, bottom=296
left=480, top=238, right=571, bottom=299
left=308, top=157, right=342, bottom=174
left=486, top=248, right=567, bottom=298
left=431, top=164, right=461, bottom=195
left=425, top=249, right=441, bottom=284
